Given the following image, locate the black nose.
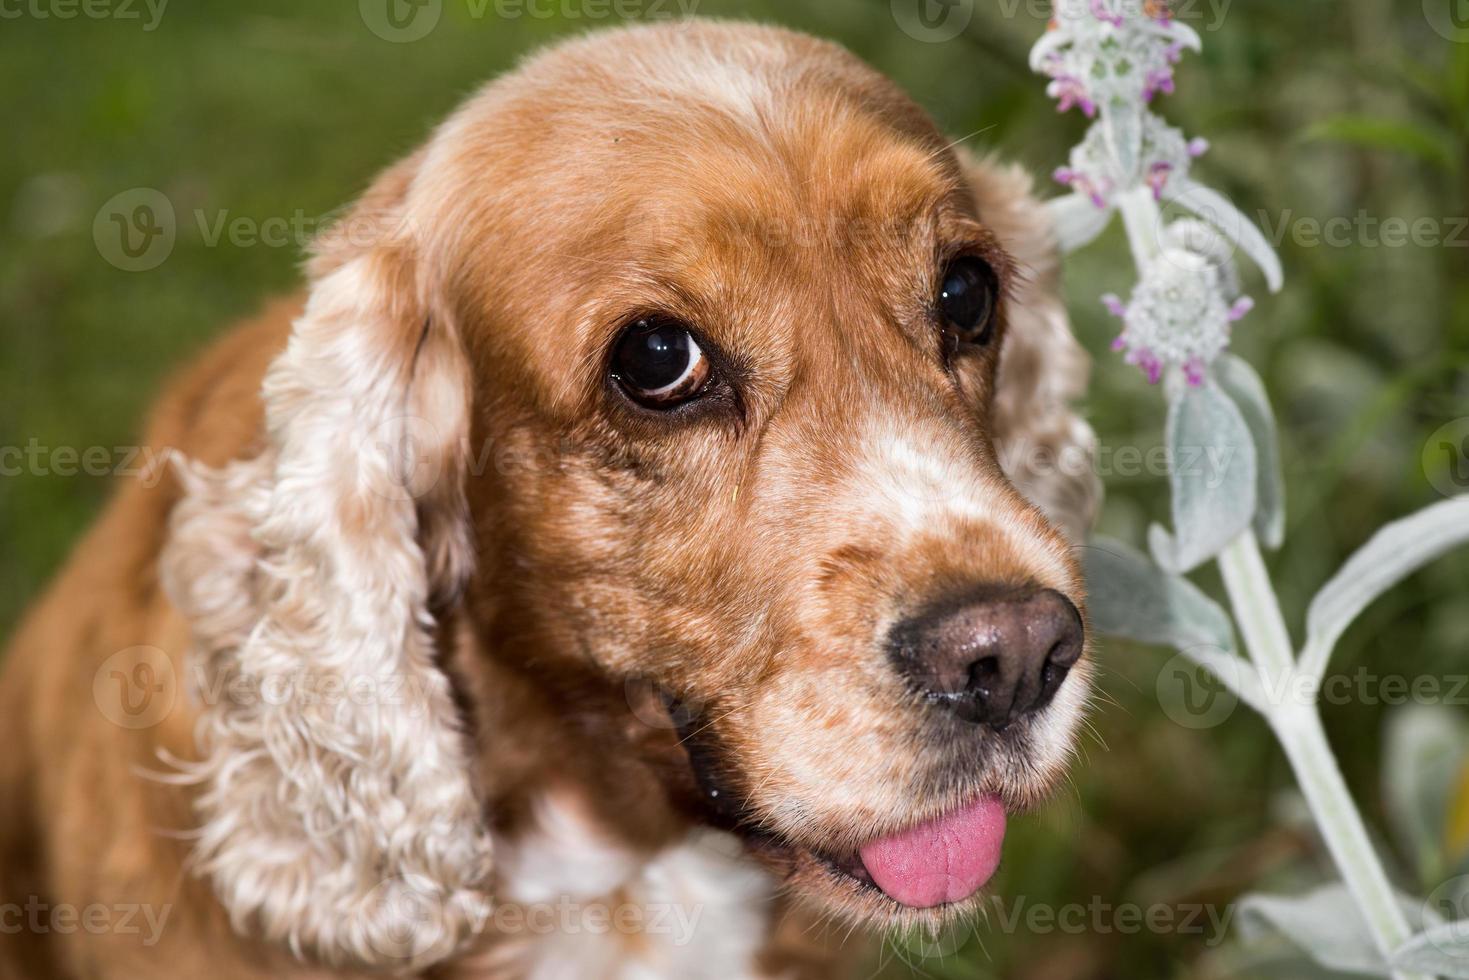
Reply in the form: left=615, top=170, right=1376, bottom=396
left=889, top=587, right=1084, bottom=728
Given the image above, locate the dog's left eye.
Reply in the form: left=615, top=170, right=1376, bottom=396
left=938, top=256, right=999, bottom=346
left=612, top=316, right=712, bottom=408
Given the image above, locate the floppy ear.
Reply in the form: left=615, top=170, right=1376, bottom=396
left=162, top=161, right=492, bottom=969
left=960, top=149, right=1102, bottom=543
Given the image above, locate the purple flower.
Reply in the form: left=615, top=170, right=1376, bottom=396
left=1145, top=161, right=1175, bottom=200
left=1048, top=74, right=1097, bottom=117
left=1090, top=0, right=1125, bottom=27
left=1182, top=357, right=1207, bottom=386
left=1143, top=68, right=1176, bottom=102
left=1055, top=167, right=1110, bottom=208
left=1126, top=347, right=1165, bottom=385
left=1101, top=249, right=1251, bottom=387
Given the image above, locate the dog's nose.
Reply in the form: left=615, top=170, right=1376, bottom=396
left=889, top=588, right=1084, bottom=728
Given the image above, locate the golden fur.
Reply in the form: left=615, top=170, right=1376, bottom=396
left=0, top=21, right=1098, bottom=979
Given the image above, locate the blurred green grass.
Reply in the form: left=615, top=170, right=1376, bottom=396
left=2, top=1, right=1467, bottom=976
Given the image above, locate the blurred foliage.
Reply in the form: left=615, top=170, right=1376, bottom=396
left=2, top=1, right=1467, bottom=976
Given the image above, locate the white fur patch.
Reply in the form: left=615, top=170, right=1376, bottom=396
left=1027, top=658, right=1092, bottom=777
left=453, top=793, right=774, bottom=980
left=849, top=421, right=1074, bottom=588
left=658, top=52, right=773, bottom=124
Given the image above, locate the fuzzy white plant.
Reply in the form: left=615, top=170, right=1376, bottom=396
left=1034, top=2, right=1469, bottom=977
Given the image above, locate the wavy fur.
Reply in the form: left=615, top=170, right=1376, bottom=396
left=161, top=218, right=491, bottom=969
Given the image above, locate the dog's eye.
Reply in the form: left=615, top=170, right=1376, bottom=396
left=612, top=316, right=712, bottom=408
left=938, top=257, right=999, bottom=346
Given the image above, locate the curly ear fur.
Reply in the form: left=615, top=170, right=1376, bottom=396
left=962, top=150, right=1102, bottom=542
left=161, top=166, right=492, bottom=969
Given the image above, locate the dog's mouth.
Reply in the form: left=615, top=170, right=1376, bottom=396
left=668, top=694, right=1008, bottom=912
left=797, top=795, right=1008, bottom=909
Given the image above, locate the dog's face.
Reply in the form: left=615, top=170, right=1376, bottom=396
left=168, top=21, right=1098, bottom=966
left=426, top=24, right=1092, bottom=924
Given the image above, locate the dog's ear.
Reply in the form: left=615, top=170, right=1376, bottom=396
left=163, top=156, right=492, bottom=969
left=959, top=149, right=1102, bottom=542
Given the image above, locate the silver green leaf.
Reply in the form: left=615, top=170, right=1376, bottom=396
left=1170, top=178, right=1285, bottom=293
left=1103, top=100, right=1143, bottom=184
left=1084, top=536, right=1238, bottom=654
left=1048, top=192, right=1114, bottom=254
left=1393, top=922, right=1469, bottom=978
left=1299, top=496, right=1469, bottom=681
left=1149, top=380, right=1258, bottom=574
left=1084, top=537, right=1260, bottom=712
left=1239, top=884, right=1436, bottom=977
left=1213, top=354, right=1285, bottom=549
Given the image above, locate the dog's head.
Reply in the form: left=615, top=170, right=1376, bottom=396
left=165, top=20, right=1099, bottom=969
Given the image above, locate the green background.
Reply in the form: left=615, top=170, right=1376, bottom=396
left=2, top=1, right=1467, bottom=976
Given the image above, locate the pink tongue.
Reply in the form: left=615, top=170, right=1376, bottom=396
left=857, top=796, right=1006, bottom=909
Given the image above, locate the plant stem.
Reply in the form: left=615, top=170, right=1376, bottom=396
left=1218, top=532, right=1429, bottom=980
left=1099, top=66, right=1427, bottom=980
left=1217, top=531, right=1294, bottom=691
left=1117, top=186, right=1164, bottom=270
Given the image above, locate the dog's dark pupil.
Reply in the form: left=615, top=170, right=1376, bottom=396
left=618, top=319, right=692, bottom=391
left=939, top=257, right=997, bottom=344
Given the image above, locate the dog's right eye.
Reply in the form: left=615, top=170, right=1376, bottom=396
left=938, top=256, right=999, bottom=347
left=612, top=316, right=712, bottom=408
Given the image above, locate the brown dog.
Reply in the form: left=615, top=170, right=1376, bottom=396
left=0, top=20, right=1099, bottom=979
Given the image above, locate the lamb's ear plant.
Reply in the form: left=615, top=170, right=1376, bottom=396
left=1033, top=3, right=1469, bottom=977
